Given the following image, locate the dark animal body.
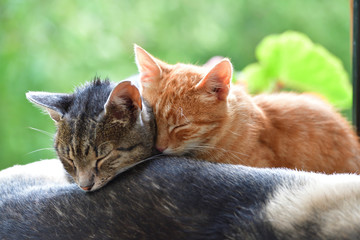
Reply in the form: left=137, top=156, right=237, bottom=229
left=1, top=157, right=360, bottom=240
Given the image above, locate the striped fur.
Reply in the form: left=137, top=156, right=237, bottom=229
left=135, top=46, right=360, bottom=173
left=1, top=157, right=360, bottom=239
left=26, top=78, right=156, bottom=191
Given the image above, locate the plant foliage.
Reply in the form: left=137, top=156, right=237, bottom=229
left=241, top=31, right=352, bottom=109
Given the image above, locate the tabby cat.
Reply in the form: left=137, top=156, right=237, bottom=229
left=26, top=78, right=156, bottom=191
left=135, top=45, right=360, bottom=173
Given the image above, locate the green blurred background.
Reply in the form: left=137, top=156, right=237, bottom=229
left=0, top=0, right=351, bottom=169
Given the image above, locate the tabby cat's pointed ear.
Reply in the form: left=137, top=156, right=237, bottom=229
left=134, top=44, right=162, bottom=86
left=104, top=81, right=142, bottom=119
left=26, top=92, right=73, bottom=122
left=196, top=58, right=232, bottom=101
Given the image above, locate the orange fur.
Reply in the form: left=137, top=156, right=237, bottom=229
left=135, top=45, right=360, bottom=173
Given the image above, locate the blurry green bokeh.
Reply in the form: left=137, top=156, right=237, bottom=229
left=242, top=31, right=352, bottom=109
left=0, top=0, right=350, bottom=169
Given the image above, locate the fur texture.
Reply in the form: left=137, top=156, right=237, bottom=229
left=26, top=78, right=156, bottom=191
left=134, top=45, right=360, bottom=173
left=1, top=157, right=360, bottom=240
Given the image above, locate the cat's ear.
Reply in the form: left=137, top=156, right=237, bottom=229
left=196, top=58, right=232, bottom=101
left=26, top=92, right=73, bottom=122
left=134, top=44, right=162, bottom=85
left=104, top=81, right=142, bottom=120
left=203, top=56, right=224, bottom=68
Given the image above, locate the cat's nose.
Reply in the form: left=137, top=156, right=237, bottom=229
left=78, top=171, right=95, bottom=191
left=80, top=183, right=94, bottom=191
left=156, top=146, right=167, bottom=152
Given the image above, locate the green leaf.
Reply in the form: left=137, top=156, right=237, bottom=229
left=241, top=31, right=352, bottom=109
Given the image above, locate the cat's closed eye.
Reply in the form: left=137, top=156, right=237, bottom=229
left=63, top=157, right=75, bottom=168
left=116, top=143, right=143, bottom=152
left=96, top=153, right=111, bottom=170
left=169, top=123, right=190, bottom=133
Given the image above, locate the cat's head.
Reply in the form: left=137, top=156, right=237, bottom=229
left=134, top=45, right=232, bottom=156
left=26, top=79, right=155, bottom=191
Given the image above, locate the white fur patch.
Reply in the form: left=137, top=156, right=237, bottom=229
left=0, top=159, right=68, bottom=184
left=266, top=172, right=360, bottom=236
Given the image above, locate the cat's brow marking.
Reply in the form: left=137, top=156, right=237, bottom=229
left=66, top=146, right=70, bottom=156
left=97, top=140, right=116, bottom=149
left=93, top=146, right=98, bottom=157
left=85, top=146, right=90, bottom=156
left=177, top=107, right=189, bottom=122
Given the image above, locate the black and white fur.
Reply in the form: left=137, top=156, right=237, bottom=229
left=1, top=157, right=360, bottom=240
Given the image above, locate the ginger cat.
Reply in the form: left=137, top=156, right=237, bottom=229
left=134, top=45, right=360, bottom=174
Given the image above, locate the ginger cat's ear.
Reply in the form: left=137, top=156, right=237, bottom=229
left=196, top=58, right=232, bottom=101
left=104, top=81, right=142, bottom=120
left=134, top=44, right=162, bottom=86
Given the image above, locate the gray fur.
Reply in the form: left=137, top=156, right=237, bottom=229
left=1, top=157, right=360, bottom=240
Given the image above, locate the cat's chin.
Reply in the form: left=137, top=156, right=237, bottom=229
left=162, top=148, right=182, bottom=155
left=163, top=148, right=194, bottom=157
left=75, top=182, right=100, bottom=192
left=74, top=178, right=111, bottom=192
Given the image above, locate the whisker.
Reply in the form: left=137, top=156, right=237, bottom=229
left=144, top=153, right=168, bottom=161
left=29, top=127, right=69, bottom=146
left=226, top=152, right=246, bottom=164
left=226, top=129, right=243, bottom=137
left=28, top=127, right=54, bottom=138
left=26, top=148, right=55, bottom=155
left=188, top=144, right=248, bottom=164
left=191, top=144, right=249, bottom=157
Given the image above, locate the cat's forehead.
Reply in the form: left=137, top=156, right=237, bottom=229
left=56, top=117, right=97, bottom=143
left=55, top=119, right=136, bottom=163
left=169, top=63, right=205, bottom=83
left=153, top=89, right=197, bottom=125
left=67, top=80, right=114, bottom=118
left=154, top=64, right=204, bottom=99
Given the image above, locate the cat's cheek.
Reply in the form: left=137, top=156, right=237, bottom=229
left=90, top=183, right=102, bottom=191
left=172, top=132, right=192, bottom=148
left=68, top=171, right=77, bottom=182
left=162, top=141, right=187, bottom=155
left=92, top=176, right=111, bottom=191
left=60, top=162, right=75, bottom=176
